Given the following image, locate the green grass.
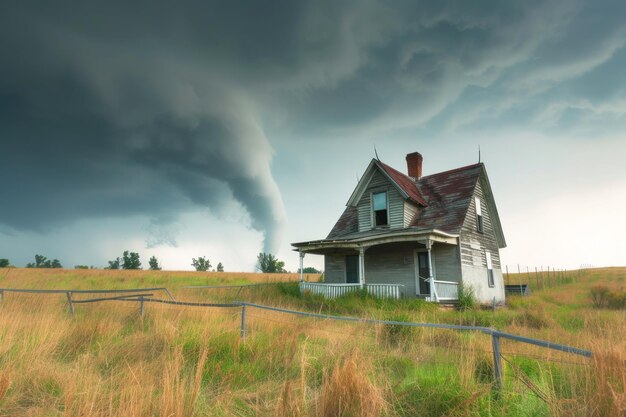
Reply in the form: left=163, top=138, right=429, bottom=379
left=0, top=267, right=623, bottom=416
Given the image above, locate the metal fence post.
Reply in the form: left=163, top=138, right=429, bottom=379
left=66, top=291, right=75, bottom=316
left=240, top=304, right=246, bottom=340
left=491, top=333, right=503, bottom=391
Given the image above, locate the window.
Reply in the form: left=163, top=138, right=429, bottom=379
left=486, top=250, right=494, bottom=287
left=475, top=197, right=484, bottom=233
left=373, top=191, right=388, bottom=226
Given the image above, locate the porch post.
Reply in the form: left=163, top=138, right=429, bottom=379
left=358, top=247, right=365, bottom=289
left=299, top=251, right=305, bottom=283
left=426, top=239, right=438, bottom=302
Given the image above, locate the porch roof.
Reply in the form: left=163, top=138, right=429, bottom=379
left=292, top=228, right=458, bottom=255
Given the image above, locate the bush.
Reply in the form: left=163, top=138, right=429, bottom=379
left=457, top=283, right=477, bottom=311
left=607, top=290, right=626, bottom=309
left=0, top=259, right=9, bottom=268
left=590, top=285, right=610, bottom=308
left=588, top=285, right=625, bottom=309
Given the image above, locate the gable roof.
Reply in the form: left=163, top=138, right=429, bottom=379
left=325, top=161, right=505, bottom=248
left=346, top=159, right=428, bottom=207
left=411, top=163, right=483, bottom=234
left=377, top=161, right=428, bottom=206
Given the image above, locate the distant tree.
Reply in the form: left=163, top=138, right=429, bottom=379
left=74, top=265, right=89, bottom=269
left=0, top=259, right=9, bottom=268
left=122, top=251, right=142, bottom=270
left=299, top=267, right=321, bottom=274
left=148, top=256, right=161, bottom=271
left=216, top=262, right=224, bottom=272
left=106, top=257, right=121, bottom=270
left=192, top=256, right=211, bottom=272
left=35, top=254, right=47, bottom=268
left=257, top=252, right=286, bottom=273
left=25, top=255, right=62, bottom=268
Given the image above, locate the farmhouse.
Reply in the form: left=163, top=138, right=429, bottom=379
left=292, top=152, right=506, bottom=303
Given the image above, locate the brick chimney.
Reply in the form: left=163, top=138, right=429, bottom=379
left=406, top=152, right=423, bottom=179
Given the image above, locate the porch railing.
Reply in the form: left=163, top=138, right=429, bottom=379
left=365, top=283, right=403, bottom=299
left=433, top=280, right=459, bottom=301
left=299, top=282, right=403, bottom=299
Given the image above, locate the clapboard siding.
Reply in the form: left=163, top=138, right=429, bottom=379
left=459, top=177, right=501, bottom=269
left=324, top=253, right=346, bottom=283
left=404, top=201, right=419, bottom=227
left=364, top=244, right=416, bottom=296
left=432, top=244, right=461, bottom=282
left=357, top=169, right=405, bottom=232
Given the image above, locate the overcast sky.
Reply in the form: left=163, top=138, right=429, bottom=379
left=1, top=0, right=625, bottom=272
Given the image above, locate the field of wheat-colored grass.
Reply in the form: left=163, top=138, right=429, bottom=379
left=0, top=267, right=623, bottom=416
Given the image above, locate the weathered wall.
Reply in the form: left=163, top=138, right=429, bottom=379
left=324, top=253, right=346, bottom=283
left=357, top=169, right=405, bottom=232
left=364, top=243, right=416, bottom=296
left=459, top=174, right=505, bottom=302
left=404, top=201, right=419, bottom=227
left=431, top=244, right=462, bottom=283
left=460, top=178, right=502, bottom=269
left=461, top=264, right=505, bottom=303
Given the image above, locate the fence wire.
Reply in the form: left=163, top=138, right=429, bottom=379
left=0, top=286, right=594, bottom=396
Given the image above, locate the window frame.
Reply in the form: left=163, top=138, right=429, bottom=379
left=485, top=250, right=494, bottom=287
left=475, top=196, right=484, bottom=233
left=371, top=191, right=389, bottom=227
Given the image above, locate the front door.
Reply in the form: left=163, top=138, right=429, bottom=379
left=345, top=255, right=359, bottom=283
left=417, top=252, right=431, bottom=295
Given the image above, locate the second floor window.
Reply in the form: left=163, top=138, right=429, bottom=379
left=373, top=191, right=388, bottom=226
left=475, top=197, right=484, bottom=233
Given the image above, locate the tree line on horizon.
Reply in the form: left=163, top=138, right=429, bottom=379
left=0, top=252, right=321, bottom=274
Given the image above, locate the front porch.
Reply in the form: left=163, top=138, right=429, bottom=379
left=294, top=230, right=461, bottom=302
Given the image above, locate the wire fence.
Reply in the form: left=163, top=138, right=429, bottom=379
left=503, top=265, right=585, bottom=293
left=0, top=286, right=593, bottom=393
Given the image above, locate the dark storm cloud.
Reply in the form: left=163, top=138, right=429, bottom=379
left=1, top=0, right=624, bottom=251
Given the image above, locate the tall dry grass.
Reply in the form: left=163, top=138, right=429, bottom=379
left=0, top=267, right=623, bottom=416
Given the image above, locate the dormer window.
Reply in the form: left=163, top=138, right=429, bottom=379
left=373, top=191, right=388, bottom=226
left=475, top=197, right=484, bottom=233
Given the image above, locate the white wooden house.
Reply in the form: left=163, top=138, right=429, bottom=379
left=292, top=152, right=506, bottom=303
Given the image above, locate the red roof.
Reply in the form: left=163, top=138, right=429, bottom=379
left=378, top=161, right=428, bottom=206
left=326, top=161, right=484, bottom=239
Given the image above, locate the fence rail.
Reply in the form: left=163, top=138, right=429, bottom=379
left=0, top=286, right=592, bottom=391
left=0, top=287, right=176, bottom=301
left=299, top=282, right=404, bottom=299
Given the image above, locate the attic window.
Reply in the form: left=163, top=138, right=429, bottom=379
left=373, top=191, right=388, bottom=226
left=475, top=197, right=484, bottom=233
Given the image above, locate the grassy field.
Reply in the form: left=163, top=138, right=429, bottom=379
left=0, top=267, right=623, bottom=416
